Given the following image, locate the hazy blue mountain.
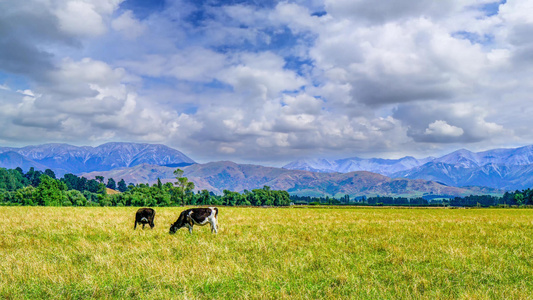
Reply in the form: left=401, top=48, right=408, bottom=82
left=394, top=162, right=533, bottom=190
left=284, top=145, right=533, bottom=190
left=4, top=142, right=533, bottom=192
left=0, top=151, right=51, bottom=172
left=434, top=146, right=533, bottom=167
left=283, top=156, right=434, bottom=175
left=0, top=142, right=195, bottom=176
left=392, top=146, right=533, bottom=190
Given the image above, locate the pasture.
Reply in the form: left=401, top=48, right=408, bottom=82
left=1, top=207, right=533, bottom=299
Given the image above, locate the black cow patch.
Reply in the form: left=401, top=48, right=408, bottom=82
left=134, top=207, right=155, bottom=230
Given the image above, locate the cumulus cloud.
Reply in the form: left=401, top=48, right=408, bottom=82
left=219, top=52, right=306, bottom=101
left=1, top=0, right=533, bottom=164
left=393, top=102, right=505, bottom=144
left=425, top=120, right=464, bottom=139
left=55, top=1, right=107, bottom=36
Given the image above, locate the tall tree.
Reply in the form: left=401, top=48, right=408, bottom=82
left=173, top=169, right=195, bottom=206
left=25, top=167, right=43, bottom=186
left=117, top=179, right=128, bottom=192
left=44, top=169, right=56, bottom=179
left=106, top=178, right=116, bottom=190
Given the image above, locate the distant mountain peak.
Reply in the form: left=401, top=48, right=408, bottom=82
left=0, top=142, right=195, bottom=176
left=283, top=155, right=431, bottom=175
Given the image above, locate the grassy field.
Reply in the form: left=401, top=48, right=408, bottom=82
left=1, top=206, right=533, bottom=299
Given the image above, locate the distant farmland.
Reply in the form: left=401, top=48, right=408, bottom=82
left=1, top=207, right=533, bottom=299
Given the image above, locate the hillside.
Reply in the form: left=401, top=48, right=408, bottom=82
left=0, top=151, right=52, bottom=172
left=81, top=161, right=502, bottom=198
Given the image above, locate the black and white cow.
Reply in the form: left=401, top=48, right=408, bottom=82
left=169, top=207, right=218, bottom=234
left=134, top=207, right=155, bottom=230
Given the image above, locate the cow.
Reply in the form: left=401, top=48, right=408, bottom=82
left=169, top=207, right=218, bottom=234
left=134, top=207, right=155, bottom=230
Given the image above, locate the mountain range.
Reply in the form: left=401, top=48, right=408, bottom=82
left=82, top=161, right=499, bottom=198
left=283, top=145, right=533, bottom=190
left=2, top=142, right=533, bottom=196
left=283, top=156, right=435, bottom=175
left=0, top=143, right=195, bottom=176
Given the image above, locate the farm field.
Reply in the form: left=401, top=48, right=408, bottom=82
left=1, top=207, right=533, bottom=299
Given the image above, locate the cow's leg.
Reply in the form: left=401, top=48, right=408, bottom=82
left=210, top=218, right=218, bottom=234
left=187, top=218, right=194, bottom=233
left=186, top=224, right=193, bottom=234
left=142, top=223, right=145, bottom=229
left=134, top=221, right=137, bottom=230
left=150, top=221, right=154, bottom=229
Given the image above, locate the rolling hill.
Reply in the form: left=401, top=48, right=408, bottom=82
left=81, top=161, right=502, bottom=198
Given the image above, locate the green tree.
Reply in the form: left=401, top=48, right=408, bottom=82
left=0, top=168, right=26, bottom=191
left=262, top=186, right=274, bottom=206
left=95, top=176, right=104, bottom=184
left=173, top=169, right=195, bottom=206
left=97, top=183, right=107, bottom=195
left=35, top=175, right=67, bottom=206
left=106, top=178, right=116, bottom=190
left=117, top=179, right=128, bottom=192
left=514, top=193, right=525, bottom=206
left=25, top=167, right=43, bottom=186
left=197, top=189, right=211, bottom=205
left=223, top=190, right=243, bottom=206
left=44, top=169, right=56, bottom=179
left=86, top=179, right=100, bottom=193
left=17, top=186, right=36, bottom=206
left=66, top=190, right=86, bottom=206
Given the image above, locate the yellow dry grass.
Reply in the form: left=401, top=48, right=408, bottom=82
left=106, top=188, right=121, bottom=195
left=1, top=206, right=533, bottom=299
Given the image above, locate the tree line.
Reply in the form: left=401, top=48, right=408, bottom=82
left=1, top=166, right=532, bottom=207
left=290, top=191, right=531, bottom=207
left=0, top=167, right=290, bottom=207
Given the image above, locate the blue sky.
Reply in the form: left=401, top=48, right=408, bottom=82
left=0, top=0, right=532, bottom=166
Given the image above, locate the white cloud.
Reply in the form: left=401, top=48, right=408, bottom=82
left=55, top=0, right=123, bottom=37
left=425, top=120, right=464, bottom=138
left=2, top=0, right=533, bottom=164
left=219, top=52, right=306, bottom=100
left=112, top=10, right=146, bottom=39
left=394, top=102, right=506, bottom=144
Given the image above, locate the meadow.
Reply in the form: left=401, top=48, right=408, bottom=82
left=1, top=207, right=533, bottom=299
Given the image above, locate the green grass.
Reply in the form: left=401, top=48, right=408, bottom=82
left=1, top=207, right=533, bottom=299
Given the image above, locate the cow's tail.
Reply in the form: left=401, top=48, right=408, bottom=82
left=214, top=207, right=218, bottom=219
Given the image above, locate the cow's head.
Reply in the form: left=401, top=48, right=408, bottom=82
left=169, top=215, right=185, bottom=234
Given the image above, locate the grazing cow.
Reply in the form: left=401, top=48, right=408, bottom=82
left=169, top=207, right=218, bottom=234
left=134, top=207, right=155, bottom=230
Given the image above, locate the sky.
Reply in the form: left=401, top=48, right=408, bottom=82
left=1, top=0, right=532, bottom=166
